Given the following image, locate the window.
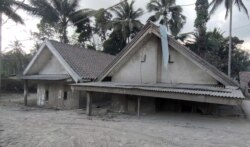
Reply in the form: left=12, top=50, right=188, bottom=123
left=45, top=90, right=49, bottom=101
left=169, top=55, right=174, bottom=63
left=63, top=91, right=68, bottom=100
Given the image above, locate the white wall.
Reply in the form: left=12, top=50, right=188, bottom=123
left=37, top=82, right=80, bottom=109
left=112, top=37, right=158, bottom=84
left=37, top=83, right=45, bottom=106
left=161, top=47, right=217, bottom=84
left=112, top=36, right=218, bottom=85
left=39, top=55, right=68, bottom=74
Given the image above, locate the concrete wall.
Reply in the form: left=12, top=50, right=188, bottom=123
left=111, top=36, right=217, bottom=85
left=27, top=46, right=68, bottom=75
left=161, top=47, right=217, bottom=84
left=37, top=82, right=82, bottom=109
left=27, top=47, right=52, bottom=75
left=39, top=55, right=67, bottom=74
left=239, top=72, right=250, bottom=97
left=112, top=37, right=158, bottom=84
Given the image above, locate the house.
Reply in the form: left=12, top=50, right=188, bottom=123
left=239, top=71, right=250, bottom=97
left=72, top=22, right=245, bottom=116
left=21, top=39, right=115, bottom=109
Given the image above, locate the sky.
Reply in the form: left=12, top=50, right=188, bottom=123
left=2, top=0, right=250, bottom=53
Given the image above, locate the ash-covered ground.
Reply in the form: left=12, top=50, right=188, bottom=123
left=0, top=93, right=250, bottom=147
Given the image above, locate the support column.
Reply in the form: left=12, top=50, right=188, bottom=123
left=86, top=92, right=92, bottom=116
left=137, top=96, right=141, bottom=117
left=24, top=80, right=28, bottom=106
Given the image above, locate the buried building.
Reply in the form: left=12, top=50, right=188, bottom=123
left=21, top=40, right=115, bottom=109
left=72, top=22, right=246, bottom=116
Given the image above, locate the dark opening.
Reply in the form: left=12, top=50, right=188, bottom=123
left=248, top=88, right=250, bottom=93
left=63, top=91, right=68, bottom=100
left=102, top=76, right=112, bottom=81
left=169, top=55, right=174, bottom=63
left=45, top=90, right=49, bottom=101
left=155, top=98, right=214, bottom=114
left=181, top=105, right=193, bottom=113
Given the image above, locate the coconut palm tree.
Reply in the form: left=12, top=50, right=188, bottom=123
left=209, top=0, right=249, bottom=77
left=111, top=0, right=144, bottom=43
left=147, top=0, right=186, bottom=36
left=23, top=0, right=93, bottom=43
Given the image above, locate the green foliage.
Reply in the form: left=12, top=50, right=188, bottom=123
left=111, top=0, right=144, bottom=43
left=147, top=0, right=186, bottom=36
left=73, top=14, right=93, bottom=46
left=185, top=29, right=250, bottom=79
left=32, top=21, right=60, bottom=41
left=0, top=0, right=25, bottom=24
left=102, top=0, right=143, bottom=55
left=103, top=31, right=126, bottom=55
left=1, top=40, right=31, bottom=77
left=194, top=0, right=209, bottom=55
left=209, top=0, right=249, bottom=18
left=24, top=0, right=93, bottom=43
left=94, top=8, right=112, bottom=41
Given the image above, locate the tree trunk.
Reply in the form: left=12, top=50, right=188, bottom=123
left=62, top=26, right=68, bottom=43
left=228, top=3, right=233, bottom=77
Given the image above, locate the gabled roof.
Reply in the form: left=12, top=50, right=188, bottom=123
left=23, top=40, right=115, bottom=83
left=97, top=22, right=239, bottom=87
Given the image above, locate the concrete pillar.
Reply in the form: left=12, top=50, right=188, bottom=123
left=86, top=92, right=92, bottom=116
left=137, top=96, right=141, bottom=117
left=24, top=80, right=28, bottom=106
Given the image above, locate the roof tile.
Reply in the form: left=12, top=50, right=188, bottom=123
left=49, top=40, right=115, bottom=80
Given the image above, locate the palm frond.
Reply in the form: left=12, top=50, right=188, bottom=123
left=209, top=0, right=223, bottom=15
left=28, top=0, right=60, bottom=24
left=147, top=0, right=161, bottom=12
left=235, top=0, right=249, bottom=17
left=2, top=6, right=24, bottom=24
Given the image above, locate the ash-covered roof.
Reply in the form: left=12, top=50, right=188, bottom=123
left=20, top=74, right=70, bottom=81
left=23, top=40, right=115, bottom=82
left=74, top=82, right=245, bottom=99
left=49, top=40, right=115, bottom=80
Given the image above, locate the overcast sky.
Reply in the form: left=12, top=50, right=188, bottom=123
left=2, top=0, right=250, bottom=53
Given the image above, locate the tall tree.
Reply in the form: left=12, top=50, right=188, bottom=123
left=0, top=0, right=26, bottom=90
left=23, top=0, right=93, bottom=43
left=2, top=40, right=31, bottom=76
left=94, top=8, right=112, bottom=41
left=209, top=0, right=249, bottom=77
left=111, top=0, right=144, bottom=43
left=185, top=28, right=250, bottom=79
left=147, top=0, right=186, bottom=36
left=103, top=30, right=126, bottom=55
left=72, top=10, right=93, bottom=47
left=194, top=0, right=209, bottom=56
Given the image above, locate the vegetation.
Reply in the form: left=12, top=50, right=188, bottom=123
left=111, top=0, right=144, bottom=43
left=0, top=0, right=26, bottom=24
left=1, top=40, right=31, bottom=77
left=102, top=0, right=144, bottom=55
left=184, top=29, right=250, bottom=78
left=210, top=0, right=248, bottom=18
left=23, top=0, right=93, bottom=43
left=147, top=0, right=186, bottom=36
left=209, top=0, right=249, bottom=76
left=194, top=0, right=209, bottom=56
